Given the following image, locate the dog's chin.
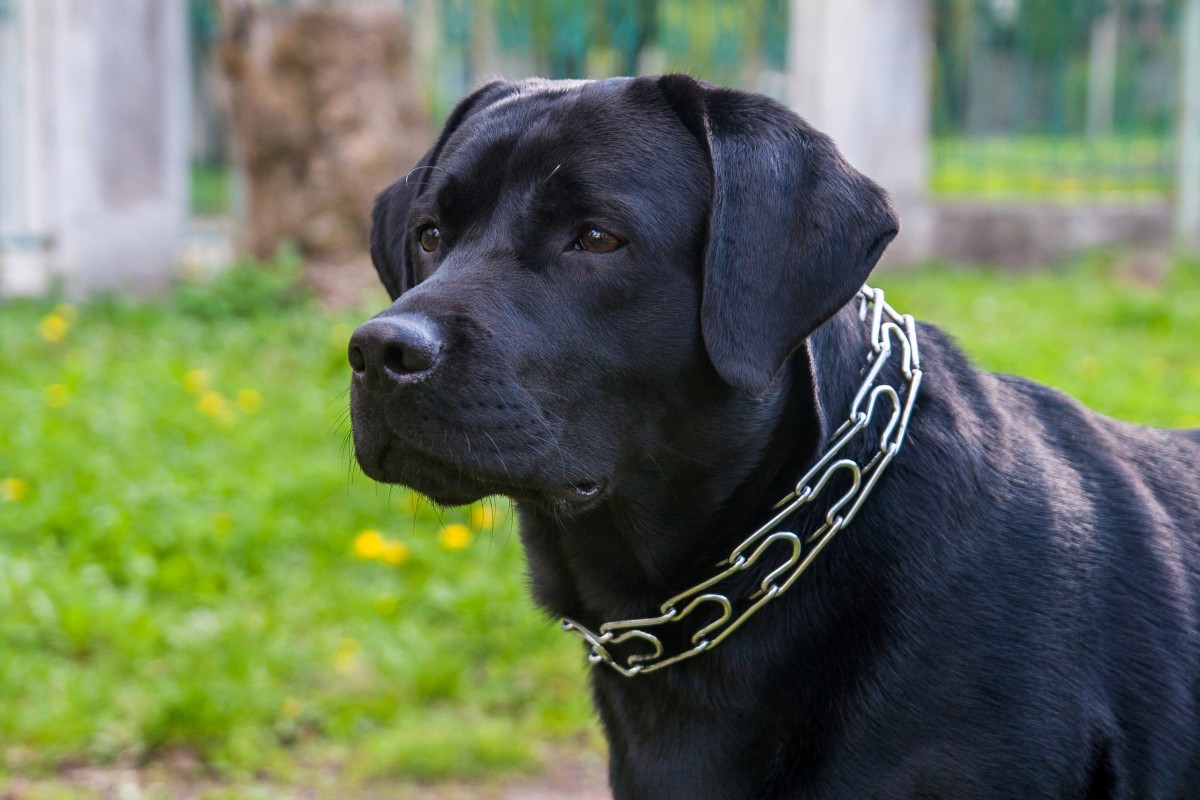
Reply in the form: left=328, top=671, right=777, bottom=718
left=356, top=440, right=609, bottom=514
left=356, top=444, right=492, bottom=505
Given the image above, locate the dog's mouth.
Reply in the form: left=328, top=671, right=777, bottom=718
left=537, top=480, right=608, bottom=514
left=368, top=439, right=608, bottom=513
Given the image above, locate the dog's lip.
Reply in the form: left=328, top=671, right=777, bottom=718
left=374, top=440, right=608, bottom=510
left=544, top=480, right=604, bottom=503
left=538, top=480, right=609, bottom=512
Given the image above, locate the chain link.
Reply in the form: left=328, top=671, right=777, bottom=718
left=561, top=285, right=923, bottom=677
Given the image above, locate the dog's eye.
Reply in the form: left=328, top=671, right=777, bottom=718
left=576, top=228, right=623, bottom=254
left=418, top=226, right=442, bottom=253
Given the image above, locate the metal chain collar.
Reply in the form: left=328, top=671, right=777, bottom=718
left=561, top=285, right=923, bottom=677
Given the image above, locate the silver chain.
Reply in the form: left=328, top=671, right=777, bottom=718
left=561, top=285, right=923, bottom=677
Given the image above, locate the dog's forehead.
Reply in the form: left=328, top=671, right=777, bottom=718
left=436, top=79, right=701, bottom=187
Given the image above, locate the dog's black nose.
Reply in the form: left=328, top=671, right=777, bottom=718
left=349, top=315, right=442, bottom=386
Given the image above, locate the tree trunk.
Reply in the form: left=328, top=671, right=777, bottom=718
left=216, top=2, right=431, bottom=261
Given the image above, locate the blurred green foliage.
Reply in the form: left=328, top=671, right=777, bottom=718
left=1, top=255, right=1198, bottom=794
left=932, top=134, right=1172, bottom=199
left=931, top=0, right=1181, bottom=198
left=189, top=162, right=230, bottom=217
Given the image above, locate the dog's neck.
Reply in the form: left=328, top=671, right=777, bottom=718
left=513, top=299, right=913, bottom=797
left=515, top=299, right=876, bottom=632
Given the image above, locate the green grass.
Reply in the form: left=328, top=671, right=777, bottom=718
left=932, top=134, right=1174, bottom=201
left=191, top=163, right=231, bottom=217
left=876, top=254, right=1200, bottom=428
left=1, top=254, right=1199, bottom=794
left=0, top=257, right=593, bottom=787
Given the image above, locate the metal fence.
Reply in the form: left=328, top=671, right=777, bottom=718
left=403, top=0, right=790, bottom=122
left=186, top=0, right=1190, bottom=207
left=189, top=0, right=789, bottom=123
left=932, top=0, right=1182, bottom=201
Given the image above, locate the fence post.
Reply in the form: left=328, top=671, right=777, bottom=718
left=786, top=0, right=933, bottom=264
left=0, top=0, right=189, bottom=298
left=1086, top=2, right=1119, bottom=139
left=1178, top=0, right=1200, bottom=252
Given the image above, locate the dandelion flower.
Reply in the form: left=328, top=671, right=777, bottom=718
left=380, top=540, right=409, bottom=566
left=281, top=697, right=303, bottom=719
left=438, top=523, right=472, bottom=551
left=43, top=384, right=70, bottom=408
left=197, top=390, right=225, bottom=417
left=235, top=388, right=262, bottom=414
left=183, top=369, right=210, bottom=393
left=470, top=505, right=497, bottom=530
left=334, top=637, right=360, bottom=673
left=1, top=478, right=28, bottom=503
left=404, top=492, right=426, bottom=516
left=353, top=530, right=386, bottom=560
left=39, top=314, right=69, bottom=342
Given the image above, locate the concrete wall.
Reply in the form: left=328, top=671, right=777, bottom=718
left=929, top=202, right=1173, bottom=270
left=0, top=0, right=189, bottom=297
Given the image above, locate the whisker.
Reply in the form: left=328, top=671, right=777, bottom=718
left=404, top=164, right=446, bottom=185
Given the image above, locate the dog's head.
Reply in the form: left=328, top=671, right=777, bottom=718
left=349, top=75, right=896, bottom=516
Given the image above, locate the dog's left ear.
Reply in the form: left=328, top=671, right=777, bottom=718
left=370, top=80, right=518, bottom=300
left=655, top=74, right=899, bottom=395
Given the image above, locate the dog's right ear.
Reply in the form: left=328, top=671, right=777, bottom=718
left=654, top=74, right=898, bottom=395
left=370, top=80, right=517, bottom=300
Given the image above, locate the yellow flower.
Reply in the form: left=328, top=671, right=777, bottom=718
left=197, top=390, right=225, bottom=417
left=438, top=523, right=472, bottom=551
left=380, top=540, right=410, bottom=565
left=182, top=369, right=210, bottom=393
left=281, top=697, right=303, bottom=720
left=334, top=637, right=360, bottom=673
left=353, top=529, right=386, bottom=559
left=211, top=512, right=233, bottom=534
left=53, top=303, right=78, bottom=323
left=39, top=314, right=69, bottom=342
left=470, top=505, right=497, bottom=530
left=1, top=478, right=28, bottom=503
left=235, top=388, right=262, bottom=414
left=43, top=384, right=70, bottom=408
left=404, top=492, right=426, bottom=516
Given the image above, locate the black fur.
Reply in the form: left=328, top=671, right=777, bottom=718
left=350, top=75, right=1200, bottom=799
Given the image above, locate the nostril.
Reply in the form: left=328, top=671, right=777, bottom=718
left=348, top=344, right=367, bottom=373
left=378, top=345, right=415, bottom=375
left=383, top=341, right=438, bottom=375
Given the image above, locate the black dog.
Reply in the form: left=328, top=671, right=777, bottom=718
left=348, top=75, right=1200, bottom=799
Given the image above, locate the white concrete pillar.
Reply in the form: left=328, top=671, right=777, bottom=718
left=787, top=0, right=933, bottom=263
left=0, top=0, right=189, bottom=298
left=1177, top=0, right=1200, bottom=252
